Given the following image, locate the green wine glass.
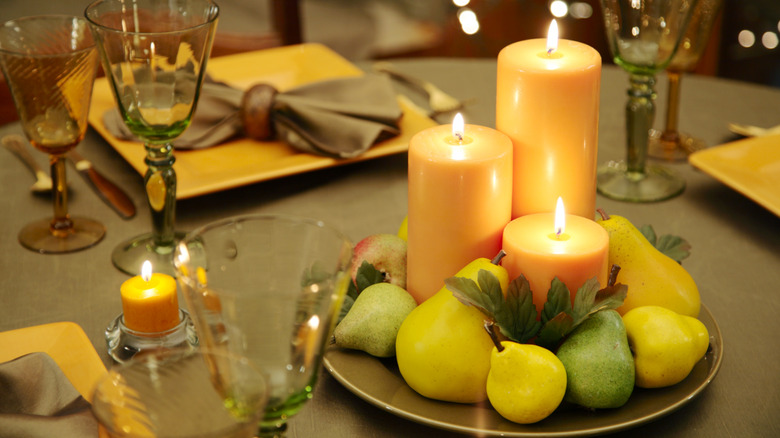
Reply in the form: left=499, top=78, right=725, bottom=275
left=597, top=0, right=697, bottom=202
left=174, top=214, right=353, bottom=438
left=85, top=0, right=219, bottom=275
left=92, top=348, right=268, bottom=438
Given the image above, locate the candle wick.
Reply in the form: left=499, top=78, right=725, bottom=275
left=455, top=132, right=464, bottom=142
left=547, top=48, right=554, bottom=56
left=556, top=227, right=563, bottom=238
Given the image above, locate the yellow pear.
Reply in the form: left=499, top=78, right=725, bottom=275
left=623, top=306, right=709, bottom=388
left=487, top=341, right=567, bottom=424
left=395, top=256, right=508, bottom=403
left=596, top=211, right=700, bottom=317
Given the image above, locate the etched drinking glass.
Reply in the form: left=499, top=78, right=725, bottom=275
left=174, top=214, right=353, bottom=437
left=648, top=0, right=724, bottom=161
left=0, top=15, right=105, bottom=253
left=597, top=0, right=696, bottom=202
left=85, top=0, right=219, bottom=275
left=92, top=348, right=268, bottom=438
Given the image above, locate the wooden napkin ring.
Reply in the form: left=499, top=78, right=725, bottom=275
left=240, top=83, right=278, bottom=141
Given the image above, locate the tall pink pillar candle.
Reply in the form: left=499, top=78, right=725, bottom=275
left=496, top=23, right=601, bottom=219
left=407, top=115, right=512, bottom=304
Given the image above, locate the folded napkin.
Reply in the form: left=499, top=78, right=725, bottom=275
left=103, top=74, right=403, bottom=158
left=0, top=352, right=98, bottom=438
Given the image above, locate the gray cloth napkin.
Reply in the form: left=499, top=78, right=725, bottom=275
left=0, top=352, right=99, bottom=438
left=103, top=74, right=403, bottom=159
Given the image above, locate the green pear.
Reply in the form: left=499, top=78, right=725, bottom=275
left=596, top=211, right=700, bottom=317
left=556, top=310, right=634, bottom=409
left=333, top=283, right=416, bottom=358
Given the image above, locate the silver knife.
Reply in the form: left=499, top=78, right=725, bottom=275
left=65, top=149, right=136, bottom=219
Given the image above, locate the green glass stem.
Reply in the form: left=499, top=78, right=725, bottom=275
left=625, top=73, right=656, bottom=178
left=49, top=154, right=73, bottom=237
left=144, top=142, right=177, bottom=249
left=257, top=423, right=287, bottom=438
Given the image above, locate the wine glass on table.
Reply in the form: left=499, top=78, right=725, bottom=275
left=596, top=0, right=696, bottom=202
left=648, top=0, right=724, bottom=161
left=0, top=15, right=105, bottom=253
left=85, top=0, right=219, bottom=275
left=92, top=348, right=269, bottom=438
left=174, top=214, right=353, bottom=438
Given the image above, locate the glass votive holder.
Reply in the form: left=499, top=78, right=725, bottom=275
left=105, top=309, right=198, bottom=363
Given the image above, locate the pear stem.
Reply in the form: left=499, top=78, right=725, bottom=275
left=597, top=208, right=610, bottom=221
left=608, top=264, right=621, bottom=287
left=491, top=250, right=507, bottom=265
left=483, top=320, right=504, bottom=352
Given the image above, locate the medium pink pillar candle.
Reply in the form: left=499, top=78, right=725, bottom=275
left=496, top=22, right=601, bottom=219
left=407, top=115, right=512, bottom=304
left=501, top=199, right=609, bottom=312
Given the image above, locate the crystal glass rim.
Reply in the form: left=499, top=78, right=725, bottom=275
left=174, top=213, right=354, bottom=291
left=0, top=15, right=95, bottom=57
left=92, top=347, right=265, bottom=438
left=84, top=0, right=220, bottom=36
left=178, top=213, right=353, bottom=251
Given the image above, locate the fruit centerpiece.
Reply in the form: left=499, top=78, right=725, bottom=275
left=330, top=210, right=711, bottom=429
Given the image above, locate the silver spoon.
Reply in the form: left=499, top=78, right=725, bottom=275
left=2, top=134, right=53, bottom=194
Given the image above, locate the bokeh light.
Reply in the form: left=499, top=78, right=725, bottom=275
left=762, top=32, right=779, bottom=49
left=550, top=1, right=568, bottom=18
left=738, top=30, right=756, bottom=48
left=458, top=8, right=480, bottom=35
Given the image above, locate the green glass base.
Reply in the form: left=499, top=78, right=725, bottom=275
left=18, top=216, right=105, bottom=254
left=111, top=231, right=187, bottom=276
left=597, top=161, right=686, bottom=203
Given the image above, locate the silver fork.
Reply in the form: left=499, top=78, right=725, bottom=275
left=373, top=61, right=469, bottom=115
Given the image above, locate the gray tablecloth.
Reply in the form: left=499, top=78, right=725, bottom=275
left=0, top=59, right=778, bottom=438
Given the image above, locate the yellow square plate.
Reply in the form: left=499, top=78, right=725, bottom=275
left=88, top=43, right=437, bottom=199
left=689, top=133, right=780, bottom=217
left=0, top=322, right=106, bottom=403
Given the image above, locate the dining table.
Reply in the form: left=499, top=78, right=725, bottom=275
left=0, top=55, right=778, bottom=438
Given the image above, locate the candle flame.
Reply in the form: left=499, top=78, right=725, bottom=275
left=141, top=260, right=152, bottom=282
left=547, top=20, right=559, bottom=54
left=554, top=197, right=565, bottom=236
left=452, top=113, right=465, bottom=142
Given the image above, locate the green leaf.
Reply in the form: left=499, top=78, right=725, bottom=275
left=655, top=234, right=691, bottom=263
left=478, top=270, right=508, bottom=320
left=446, top=270, right=539, bottom=343
left=449, top=269, right=628, bottom=352
left=591, top=283, right=628, bottom=314
left=570, top=277, right=601, bottom=325
left=639, top=224, right=657, bottom=246
left=541, top=278, right=572, bottom=325
left=502, top=275, right=541, bottom=343
left=535, top=312, right=573, bottom=350
left=354, top=261, right=384, bottom=295
left=640, top=224, right=691, bottom=263
left=447, top=275, right=495, bottom=317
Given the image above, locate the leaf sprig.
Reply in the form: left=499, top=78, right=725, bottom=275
left=639, top=224, right=691, bottom=263
left=339, top=261, right=385, bottom=323
left=447, top=267, right=627, bottom=350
